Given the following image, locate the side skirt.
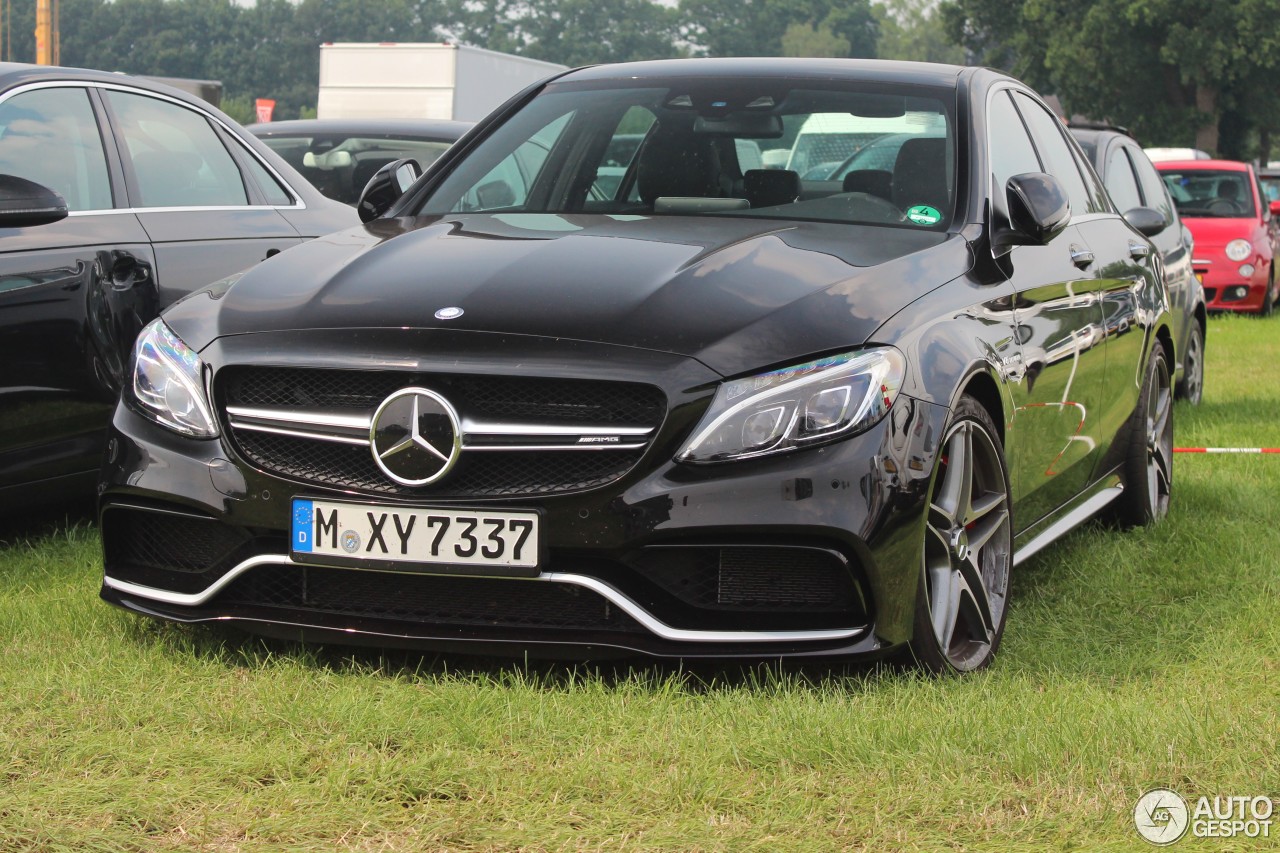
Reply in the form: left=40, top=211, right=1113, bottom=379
left=1012, top=474, right=1124, bottom=567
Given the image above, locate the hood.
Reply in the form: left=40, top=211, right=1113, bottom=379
left=165, top=213, right=968, bottom=377
left=1181, top=216, right=1262, bottom=249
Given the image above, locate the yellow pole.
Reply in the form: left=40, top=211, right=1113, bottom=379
left=35, top=0, right=51, bottom=65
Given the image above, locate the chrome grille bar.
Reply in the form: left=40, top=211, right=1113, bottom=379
left=226, top=405, right=654, bottom=451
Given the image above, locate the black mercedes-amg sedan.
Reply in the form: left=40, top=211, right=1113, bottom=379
left=99, top=59, right=1176, bottom=673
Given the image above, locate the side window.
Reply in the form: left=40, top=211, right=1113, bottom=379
left=1013, top=93, right=1092, bottom=218
left=1104, top=146, right=1143, bottom=213
left=1130, top=146, right=1177, bottom=226
left=239, top=150, right=294, bottom=206
left=454, top=112, right=572, bottom=212
left=987, top=92, right=1041, bottom=198
left=0, top=87, right=112, bottom=211
left=106, top=90, right=248, bottom=208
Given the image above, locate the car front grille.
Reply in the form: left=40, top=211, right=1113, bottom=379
left=234, top=431, right=643, bottom=497
left=219, top=367, right=666, bottom=498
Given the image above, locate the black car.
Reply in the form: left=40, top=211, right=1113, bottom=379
left=1070, top=123, right=1206, bottom=404
left=0, top=63, right=356, bottom=510
left=99, top=59, right=1176, bottom=673
left=246, top=118, right=473, bottom=206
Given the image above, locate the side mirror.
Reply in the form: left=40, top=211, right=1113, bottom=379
left=0, top=174, right=68, bottom=228
left=993, top=172, right=1070, bottom=254
left=1123, top=206, right=1168, bottom=237
left=1270, top=199, right=1280, bottom=217
left=356, top=158, right=420, bottom=223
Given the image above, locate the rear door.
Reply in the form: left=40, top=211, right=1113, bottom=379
left=0, top=84, right=157, bottom=493
left=992, top=90, right=1109, bottom=531
left=98, top=87, right=303, bottom=305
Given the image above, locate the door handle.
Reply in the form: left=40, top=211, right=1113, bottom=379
left=1069, top=245, right=1094, bottom=269
left=1128, top=241, right=1151, bottom=260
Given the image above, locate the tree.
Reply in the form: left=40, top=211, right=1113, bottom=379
left=941, top=0, right=1280, bottom=156
left=875, top=0, right=965, bottom=64
left=678, top=0, right=877, bottom=58
left=781, top=22, right=850, bottom=58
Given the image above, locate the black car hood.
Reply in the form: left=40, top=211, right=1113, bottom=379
left=168, top=213, right=969, bottom=377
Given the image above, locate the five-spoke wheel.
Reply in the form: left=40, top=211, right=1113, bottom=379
left=912, top=396, right=1013, bottom=673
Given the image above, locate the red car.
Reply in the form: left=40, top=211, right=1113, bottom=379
left=1156, top=159, right=1279, bottom=314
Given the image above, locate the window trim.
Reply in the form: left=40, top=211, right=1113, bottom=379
left=0, top=79, right=305, bottom=213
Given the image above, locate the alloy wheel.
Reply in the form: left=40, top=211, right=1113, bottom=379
left=1145, top=353, right=1174, bottom=520
left=922, top=417, right=1013, bottom=671
left=1181, top=326, right=1203, bottom=404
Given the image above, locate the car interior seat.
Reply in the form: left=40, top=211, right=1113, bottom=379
left=636, top=126, right=722, bottom=206
left=891, top=137, right=948, bottom=213
left=842, top=169, right=893, bottom=202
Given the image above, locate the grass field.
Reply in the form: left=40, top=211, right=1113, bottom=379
left=2, top=314, right=1277, bottom=851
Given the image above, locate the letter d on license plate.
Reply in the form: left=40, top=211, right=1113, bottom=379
left=291, top=498, right=540, bottom=576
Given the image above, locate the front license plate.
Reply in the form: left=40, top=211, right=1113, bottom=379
left=291, top=498, right=540, bottom=576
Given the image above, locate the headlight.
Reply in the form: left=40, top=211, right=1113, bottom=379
left=130, top=318, right=218, bottom=438
left=677, top=347, right=905, bottom=463
left=1226, top=239, right=1252, bottom=261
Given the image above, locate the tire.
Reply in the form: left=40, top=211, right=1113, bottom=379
left=909, top=395, right=1013, bottom=674
left=1116, top=344, right=1173, bottom=527
left=1175, top=322, right=1204, bottom=405
left=1262, top=275, right=1275, bottom=317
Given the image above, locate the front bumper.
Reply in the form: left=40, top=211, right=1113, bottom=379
left=1196, top=257, right=1272, bottom=312
left=99, top=376, right=946, bottom=661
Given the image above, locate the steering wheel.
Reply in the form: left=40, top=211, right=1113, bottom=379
left=1206, top=198, right=1241, bottom=215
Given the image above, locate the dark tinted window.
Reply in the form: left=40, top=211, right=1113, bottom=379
left=0, top=87, right=112, bottom=211
left=1104, top=146, right=1142, bottom=213
left=1013, top=93, right=1092, bottom=217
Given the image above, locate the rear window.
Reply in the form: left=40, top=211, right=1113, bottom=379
left=417, top=79, right=957, bottom=230
left=261, top=134, right=455, bottom=205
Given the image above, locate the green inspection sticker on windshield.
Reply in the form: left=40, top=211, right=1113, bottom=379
left=906, top=205, right=942, bottom=226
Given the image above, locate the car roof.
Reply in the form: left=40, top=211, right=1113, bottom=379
left=556, top=57, right=970, bottom=88
left=0, top=61, right=214, bottom=110
left=246, top=118, right=474, bottom=140
left=1154, top=159, right=1251, bottom=172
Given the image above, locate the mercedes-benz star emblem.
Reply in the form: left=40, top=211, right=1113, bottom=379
left=369, top=388, right=462, bottom=486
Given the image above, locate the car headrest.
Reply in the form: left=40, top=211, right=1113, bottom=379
left=636, top=127, right=719, bottom=205
left=743, top=169, right=800, bottom=208
left=892, top=137, right=948, bottom=213
left=842, top=169, right=892, bottom=201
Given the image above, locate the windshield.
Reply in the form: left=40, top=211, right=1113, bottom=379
left=1159, top=168, right=1257, bottom=218
left=416, top=79, right=956, bottom=230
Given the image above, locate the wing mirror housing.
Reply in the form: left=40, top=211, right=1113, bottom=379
left=0, top=174, right=68, bottom=228
left=1270, top=199, right=1280, bottom=217
left=991, top=172, right=1070, bottom=255
left=356, top=158, right=421, bottom=223
left=1123, top=205, right=1168, bottom=237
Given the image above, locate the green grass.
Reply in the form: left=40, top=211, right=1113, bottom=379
left=2, top=315, right=1278, bottom=851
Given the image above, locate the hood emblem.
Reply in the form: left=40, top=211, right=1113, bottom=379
left=434, top=306, right=465, bottom=320
left=369, top=388, right=462, bottom=486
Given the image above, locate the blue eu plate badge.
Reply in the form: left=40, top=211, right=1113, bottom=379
left=292, top=499, right=313, bottom=553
